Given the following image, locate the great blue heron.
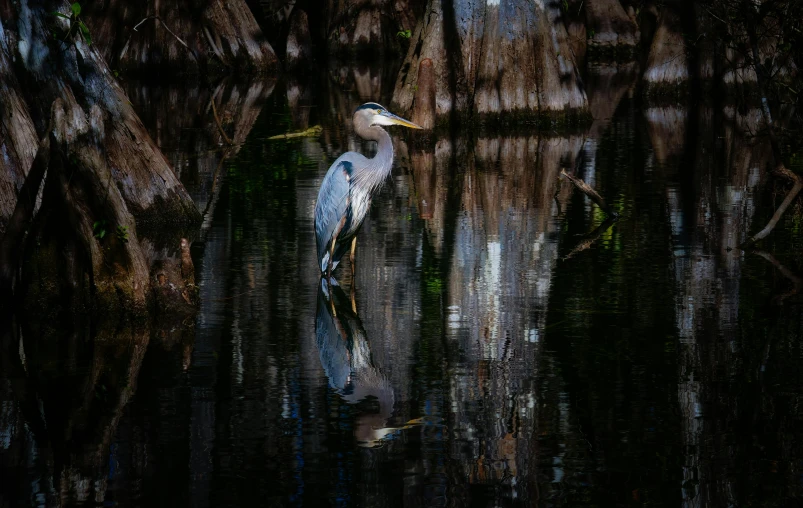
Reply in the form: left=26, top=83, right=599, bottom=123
left=315, top=102, right=422, bottom=278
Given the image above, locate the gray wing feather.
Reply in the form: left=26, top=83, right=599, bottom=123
left=315, top=157, right=354, bottom=272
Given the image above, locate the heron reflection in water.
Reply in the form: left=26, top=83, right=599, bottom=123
left=314, top=103, right=422, bottom=279
left=316, top=280, right=395, bottom=446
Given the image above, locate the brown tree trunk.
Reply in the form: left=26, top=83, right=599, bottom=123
left=585, top=0, right=639, bottom=55
left=642, top=6, right=688, bottom=89
left=286, top=8, right=313, bottom=67
left=0, top=1, right=200, bottom=317
left=391, top=0, right=588, bottom=124
left=324, top=0, right=412, bottom=57
left=83, top=0, right=277, bottom=76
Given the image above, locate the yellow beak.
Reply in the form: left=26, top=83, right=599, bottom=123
left=380, top=110, right=423, bottom=129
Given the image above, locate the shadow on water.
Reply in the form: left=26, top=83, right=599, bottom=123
left=2, top=59, right=803, bottom=507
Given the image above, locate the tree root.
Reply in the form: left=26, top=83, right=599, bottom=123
left=742, top=164, right=802, bottom=248
left=0, top=134, right=51, bottom=291
left=560, top=168, right=618, bottom=217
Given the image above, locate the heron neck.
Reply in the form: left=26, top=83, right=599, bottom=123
left=359, top=125, right=394, bottom=180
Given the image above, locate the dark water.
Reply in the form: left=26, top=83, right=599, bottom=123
left=2, top=64, right=803, bottom=507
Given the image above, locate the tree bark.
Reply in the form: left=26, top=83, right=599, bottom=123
left=83, top=0, right=277, bottom=76
left=0, top=2, right=201, bottom=316
left=391, top=0, right=588, bottom=124
left=0, top=33, right=38, bottom=237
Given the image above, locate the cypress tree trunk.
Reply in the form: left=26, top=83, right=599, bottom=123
left=584, top=0, right=639, bottom=55
left=324, top=0, right=411, bottom=56
left=642, top=5, right=688, bottom=90
left=0, top=1, right=201, bottom=317
left=83, top=0, right=278, bottom=76
left=391, top=0, right=588, bottom=125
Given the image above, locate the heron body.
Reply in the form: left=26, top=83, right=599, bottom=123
left=314, top=103, right=422, bottom=276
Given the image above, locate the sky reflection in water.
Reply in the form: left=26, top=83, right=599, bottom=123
left=2, top=62, right=803, bottom=507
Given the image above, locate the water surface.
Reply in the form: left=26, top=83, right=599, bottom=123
left=2, top=64, right=803, bottom=507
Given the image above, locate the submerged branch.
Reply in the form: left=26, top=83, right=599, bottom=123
left=210, top=97, right=233, bottom=145
left=267, top=125, right=323, bottom=140
left=754, top=250, right=803, bottom=304
left=200, top=148, right=231, bottom=238
left=561, top=215, right=619, bottom=261
left=560, top=169, right=618, bottom=217
left=743, top=165, right=803, bottom=247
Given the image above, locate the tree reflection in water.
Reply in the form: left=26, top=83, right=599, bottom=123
left=2, top=61, right=803, bottom=507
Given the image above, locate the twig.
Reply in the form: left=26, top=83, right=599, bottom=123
left=560, top=169, right=617, bottom=217
left=133, top=16, right=189, bottom=49
left=203, top=26, right=227, bottom=65
left=742, top=165, right=803, bottom=247
left=704, top=7, right=729, bottom=26
left=209, top=97, right=233, bottom=145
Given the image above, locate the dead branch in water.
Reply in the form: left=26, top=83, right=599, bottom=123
left=754, top=250, right=803, bottom=305
left=560, top=169, right=618, bottom=217
left=209, top=96, right=233, bottom=146
left=267, top=125, right=323, bottom=140
left=561, top=215, right=618, bottom=261
left=742, top=165, right=803, bottom=248
left=200, top=147, right=232, bottom=239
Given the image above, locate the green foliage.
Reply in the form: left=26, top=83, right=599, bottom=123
left=116, top=225, right=129, bottom=243
left=396, top=29, right=412, bottom=39
left=93, top=220, right=129, bottom=243
left=93, top=220, right=107, bottom=239
left=51, top=3, right=92, bottom=46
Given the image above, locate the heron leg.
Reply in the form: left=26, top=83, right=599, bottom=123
left=327, top=216, right=347, bottom=280
left=350, top=237, right=357, bottom=277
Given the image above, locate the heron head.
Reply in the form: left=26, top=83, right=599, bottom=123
left=354, top=102, right=423, bottom=129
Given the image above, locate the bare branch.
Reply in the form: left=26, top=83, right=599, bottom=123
left=560, top=169, right=617, bottom=217
left=133, top=15, right=189, bottom=49
left=742, top=165, right=803, bottom=247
